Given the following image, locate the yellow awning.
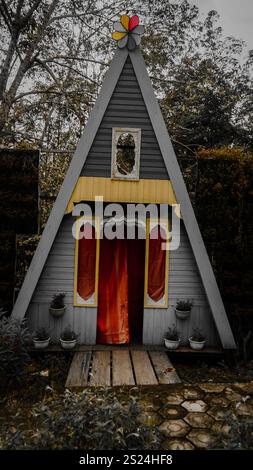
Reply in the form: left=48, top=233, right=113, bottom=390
left=65, top=176, right=177, bottom=214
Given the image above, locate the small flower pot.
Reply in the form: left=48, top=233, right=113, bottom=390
left=33, top=338, right=50, bottom=349
left=49, top=306, right=66, bottom=318
left=175, top=308, right=191, bottom=320
left=60, top=338, right=77, bottom=350
left=164, top=338, right=180, bottom=350
left=189, top=337, right=206, bottom=350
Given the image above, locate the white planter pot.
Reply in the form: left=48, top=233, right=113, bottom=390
left=33, top=338, right=50, bottom=349
left=164, top=338, right=180, bottom=350
left=175, top=309, right=191, bottom=320
left=49, top=306, right=66, bottom=318
left=189, top=337, right=206, bottom=350
left=60, top=338, right=77, bottom=350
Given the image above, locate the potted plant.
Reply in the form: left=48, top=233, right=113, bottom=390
left=189, top=328, right=206, bottom=350
left=175, top=299, right=193, bottom=320
left=60, top=326, right=77, bottom=350
left=33, top=327, right=50, bottom=349
left=49, top=293, right=66, bottom=318
left=164, top=325, right=180, bottom=350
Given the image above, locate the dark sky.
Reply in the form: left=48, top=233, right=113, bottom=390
left=190, top=0, right=253, bottom=51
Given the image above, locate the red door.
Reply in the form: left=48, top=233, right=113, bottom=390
left=97, top=238, right=145, bottom=344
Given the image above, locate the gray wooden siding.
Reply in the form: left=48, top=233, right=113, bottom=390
left=143, top=221, right=220, bottom=347
left=28, top=215, right=219, bottom=346
left=82, top=57, right=168, bottom=179
left=27, top=214, right=97, bottom=344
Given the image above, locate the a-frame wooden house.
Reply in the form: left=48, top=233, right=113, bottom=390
left=12, top=16, right=236, bottom=350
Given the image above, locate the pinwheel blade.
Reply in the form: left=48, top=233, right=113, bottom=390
left=120, top=15, right=129, bottom=30
left=118, top=35, right=128, bottom=49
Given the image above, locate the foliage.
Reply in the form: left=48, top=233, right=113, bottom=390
left=15, top=234, right=40, bottom=288
left=1, top=1, right=252, bottom=154
left=2, top=389, right=161, bottom=450
left=165, top=324, right=180, bottom=341
left=0, top=309, right=31, bottom=382
left=60, top=326, right=77, bottom=341
left=190, top=328, right=206, bottom=342
left=212, top=411, right=253, bottom=450
left=0, top=0, right=137, bottom=140
left=50, top=293, right=65, bottom=309
left=194, top=147, right=253, bottom=353
left=34, top=327, right=50, bottom=341
left=141, top=4, right=253, bottom=154
left=176, top=299, right=193, bottom=311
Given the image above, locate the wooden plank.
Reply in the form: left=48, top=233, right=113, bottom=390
left=112, top=350, right=135, bottom=386
left=65, top=352, right=91, bottom=388
left=89, top=351, right=111, bottom=387
left=131, top=350, right=158, bottom=385
left=149, top=351, right=181, bottom=384
left=31, top=344, right=224, bottom=354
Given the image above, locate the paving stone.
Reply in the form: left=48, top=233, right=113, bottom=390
left=140, top=412, right=163, bottom=426
left=224, top=387, right=242, bottom=402
left=183, top=387, right=204, bottom=400
left=181, top=400, right=208, bottom=413
left=233, top=402, right=253, bottom=417
left=162, top=438, right=194, bottom=450
left=165, top=392, right=184, bottom=405
left=184, top=412, right=214, bottom=428
left=233, top=382, right=253, bottom=395
left=205, top=395, right=230, bottom=408
left=159, top=419, right=190, bottom=438
left=207, top=407, right=227, bottom=421
left=212, top=422, right=231, bottom=436
left=160, top=405, right=187, bottom=420
left=187, top=430, right=216, bottom=449
left=199, top=383, right=225, bottom=394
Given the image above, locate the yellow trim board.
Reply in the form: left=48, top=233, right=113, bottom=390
left=144, top=218, right=170, bottom=309
left=74, top=216, right=100, bottom=307
left=65, top=176, right=177, bottom=214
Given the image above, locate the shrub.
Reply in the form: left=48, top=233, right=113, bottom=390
left=34, top=327, right=50, bottom=341
left=190, top=328, right=206, bottom=342
left=176, top=299, right=193, bottom=311
left=3, top=389, right=161, bottom=450
left=165, top=325, right=180, bottom=341
left=0, top=309, right=31, bottom=382
left=50, top=293, right=65, bottom=309
left=60, top=326, right=77, bottom=341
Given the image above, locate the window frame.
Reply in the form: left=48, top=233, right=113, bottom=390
left=144, top=218, right=170, bottom=309
left=73, top=216, right=100, bottom=307
left=111, top=127, right=141, bottom=180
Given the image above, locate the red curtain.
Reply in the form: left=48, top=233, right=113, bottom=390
left=77, top=223, right=96, bottom=301
left=148, top=226, right=166, bottom=302
left=97, top=239, right=129, bottom=344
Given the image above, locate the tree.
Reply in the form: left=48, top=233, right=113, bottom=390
left=1, top=1, right=252, bottom=154
left=0, top=0, right=136, bottom=141
left=141, top=6, right=253, bottom=154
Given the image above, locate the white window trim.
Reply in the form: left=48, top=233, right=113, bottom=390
left=111, top=127, right=141, bottom=180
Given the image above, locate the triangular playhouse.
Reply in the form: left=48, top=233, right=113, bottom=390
left=12, top=31, right=236, bottom=350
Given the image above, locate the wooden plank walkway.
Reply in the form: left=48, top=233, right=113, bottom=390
left=65, top=349, right=181, bottom=388
left=31, top=344, right=224, bottom=355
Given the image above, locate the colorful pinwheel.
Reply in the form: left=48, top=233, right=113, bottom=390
left=112, top=15, right=144, bottom=50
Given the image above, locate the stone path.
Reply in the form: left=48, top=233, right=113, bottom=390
left=140, top=382, right=253, bottom=449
